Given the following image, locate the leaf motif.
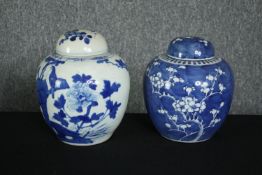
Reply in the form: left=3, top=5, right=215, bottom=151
left=100, top=80, right=121, bottom=99
left=70, top=115, right=91, bottom=124
left=54, top=95, right=66, bottom=109
left=82, top=74, right=91, bottom=82
left=70, top=36, right=76, bottom=41
left=91, top=112, right=104, bottom=121
left=84, top=37, right=90, bottom=44
left=72, top=74, right=91, bottom=83
left=53, top=110, right=68, bottom=127
left=70, top=116, right=81, bottom=124
left=115, top=59, right=127, bottom=69
left=106, top=100, right=121, bottom=119
left=89, top=83, right=97, bottom=90
left=76, top=106, right=83, bottom=112
left=72, top=74, right=82, bottom=83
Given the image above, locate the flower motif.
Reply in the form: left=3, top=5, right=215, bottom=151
left=219, top=83, right=226, bottom=92
left=165, top=81, right=172, bottom=89
left=166, top=67, right=177, bottom=73
left=183, top=86, right=195, bottom=95
left=172, top=76, right=184, bottom=83
left=153, top=61, right=160, bottom=66
left=195, top=81, right=202, bottom=86
left=150, top=74, right=165, bottom=89
left=171, top=115, right=178, bottom=121
left=66, top=81, right=97, bottom=112
left=201, top=87, right=210, bottom=94
left=194, top=50, right=202, bottom=56
left=199, top=39, right=208, bottom=46
left=210, top=109, right=219, bottom=115
left=206, top=74, right=214, bottom=81
left=172, top=97, right=206, bottom=113
left=158, top=108, right=166, bottom=114
left=215, top=68, right=225, bottom=75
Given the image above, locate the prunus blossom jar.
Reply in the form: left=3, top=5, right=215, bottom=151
left=144, top=37, right=234, bottom=143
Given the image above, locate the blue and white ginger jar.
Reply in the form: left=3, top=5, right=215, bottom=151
left=36, top=29, right=130, bottom=146
left=144, top=37, right=234, bottom=143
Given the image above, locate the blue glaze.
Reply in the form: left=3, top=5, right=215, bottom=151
left=167, top=37, right=214, bottom=59
left=94, top=56, right=128, bottom=69
left=59, top=29, right=93, bottom=45
left=144, top=37, right=234, bottom=142
left=36, top=56, right=123, bottom=144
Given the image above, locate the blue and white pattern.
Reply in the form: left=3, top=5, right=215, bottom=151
left=59, top=29, right=94, bottom=45
left=51, top=54, right=128, bottom=70
left=160, top=54, right=222, bottom=66
left=167, top=37, right=215, bottom=59
left=36, top=56, right=123, bottom=144
left=94, top=56, right=127, bottom=69
left=144, top=57, right=234, bottom=142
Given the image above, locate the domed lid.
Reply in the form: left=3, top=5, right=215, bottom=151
left=167, top=37, right=214, bottom=59
left=56, top=29, right=108, bottom=57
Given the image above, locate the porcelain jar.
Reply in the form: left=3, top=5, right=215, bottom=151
left=36, top=29, right=130, bottom=146
left=144, top=37, right=234, bottom=143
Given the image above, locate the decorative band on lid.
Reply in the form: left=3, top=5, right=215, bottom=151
left=56, top=29, right=108, bottom=57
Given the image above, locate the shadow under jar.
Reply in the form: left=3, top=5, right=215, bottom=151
left=144, top=37, right=234, bottom=143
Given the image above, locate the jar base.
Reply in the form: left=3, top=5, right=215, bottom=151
left=59, top=133, right=113, bottom=146
left=161, top=135, right=209, bottom=143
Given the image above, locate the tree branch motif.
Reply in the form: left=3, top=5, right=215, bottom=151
left=147, top=61, right=226, bottom=141
left=37, top=57, right=122, bottom=143
left=94, top=57, right=127, bottom=70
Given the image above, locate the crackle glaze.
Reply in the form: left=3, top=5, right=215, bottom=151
left=144, top=37, right=234, bottom=143
left=36, top=29, right=130, bottom=146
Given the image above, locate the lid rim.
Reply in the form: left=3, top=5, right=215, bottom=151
left=55, top=50, right=110, bottom=58
left=166, top=54, right=215, bottom=61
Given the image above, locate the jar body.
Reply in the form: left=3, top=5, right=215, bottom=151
left=36, top=54, right=130, bottom=145
left=144, top=56, right=234, bottom=143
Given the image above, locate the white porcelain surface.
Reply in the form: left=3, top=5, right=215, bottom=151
left=36, top=30, right=130, bottom=146
left=56, top=29, right=108, bottom=57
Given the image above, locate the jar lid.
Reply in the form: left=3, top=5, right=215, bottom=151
left=167, top=37, right=214, bottom=60
left=56, top=29, right=108, bottom=57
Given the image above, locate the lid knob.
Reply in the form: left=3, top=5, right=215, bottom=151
left=56, top=29, right=108, bottom=57
left=167, top=37, right=214, bottom=59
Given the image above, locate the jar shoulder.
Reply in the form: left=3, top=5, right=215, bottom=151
left=42, top=54, right=126, bottom=63
left=38, top=54, right=128, bottom=70
left=147, top=56, right=233, bottom=77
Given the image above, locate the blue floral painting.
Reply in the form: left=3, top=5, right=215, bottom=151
left=59, top=29, right=94, bottom=45
left=94, top=56, right=127, bottom=69
left=36, top=56, right=122, bottom=144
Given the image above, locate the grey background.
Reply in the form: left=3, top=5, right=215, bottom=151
left=0, top=0, right=261, bottom=114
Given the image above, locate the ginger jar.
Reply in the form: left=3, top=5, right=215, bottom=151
left=36, top=29, right=130, bottom=146
left=144, top=37, right=234, bottom=143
